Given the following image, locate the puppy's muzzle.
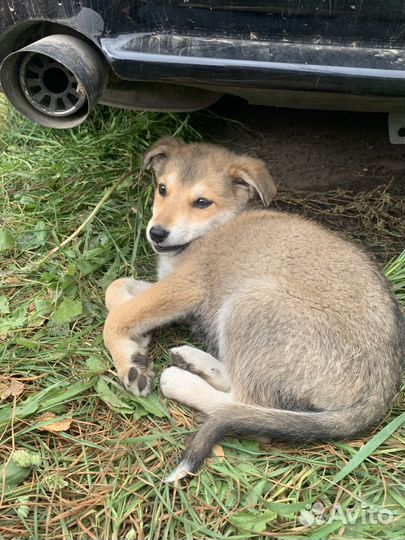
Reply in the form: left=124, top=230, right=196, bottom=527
left=148, top=224, right=190, bottom=254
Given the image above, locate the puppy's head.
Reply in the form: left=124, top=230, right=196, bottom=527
left=142, top=137, right=276, bottom=255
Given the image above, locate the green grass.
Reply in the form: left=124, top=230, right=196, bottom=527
left=385, top=251, right=405, bottom=305
left=0, top=98, right=404, bottom=540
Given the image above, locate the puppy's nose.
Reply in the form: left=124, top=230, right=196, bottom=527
left=149, top=226, right=169, bottom=243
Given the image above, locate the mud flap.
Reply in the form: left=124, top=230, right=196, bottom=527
left=388, top=112, right=405, bottom=144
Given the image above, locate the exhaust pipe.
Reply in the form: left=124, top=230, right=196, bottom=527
left=0, top=34, right=108, bottom=128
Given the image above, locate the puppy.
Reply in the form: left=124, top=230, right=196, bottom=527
left=103, top=137, right=404, bottom=481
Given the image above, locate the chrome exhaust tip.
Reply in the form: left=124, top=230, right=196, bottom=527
left=1, top=34, right=108, bottom=128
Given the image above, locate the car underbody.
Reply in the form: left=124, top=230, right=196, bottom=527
left=0, top=1, right=404, bottom=141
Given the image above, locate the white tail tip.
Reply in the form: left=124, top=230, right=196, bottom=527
left=164, top=460, right=193, bottom=483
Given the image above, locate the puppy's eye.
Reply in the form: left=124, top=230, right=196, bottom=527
left=158, top=184, right=167, bottom=196
left=193, top=197, right=213, bottom=209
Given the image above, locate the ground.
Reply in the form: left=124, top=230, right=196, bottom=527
left=206, top=101, right=405, bottom=191
left=0, top=96, right=404, bottom=540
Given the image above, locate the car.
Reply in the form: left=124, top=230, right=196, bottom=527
left=0, top=1, right=404, bottom=142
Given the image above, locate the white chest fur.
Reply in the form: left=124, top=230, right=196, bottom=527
left=157, top=253, right=178, bottom=280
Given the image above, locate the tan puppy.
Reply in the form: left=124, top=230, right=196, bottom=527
left=103, top=137, right=404, bottom=481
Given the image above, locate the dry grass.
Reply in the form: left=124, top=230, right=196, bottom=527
left=275, top=183, right=405, bottom=263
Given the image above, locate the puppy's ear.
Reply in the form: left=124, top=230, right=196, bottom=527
left=141, top=137, right=183, bottom=175
left=229, top=157, right=277, bottom=207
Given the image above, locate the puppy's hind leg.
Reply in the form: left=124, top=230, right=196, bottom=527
left=160, top=366, right=233, bottom=414
left=160, top=365, right=235, bottom=482
left=170, top=345, right=231, bottom=391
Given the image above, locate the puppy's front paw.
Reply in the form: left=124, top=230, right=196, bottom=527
left=121, top=353, right=155, bottom=396
left=104, top=325, right=154, bottom=396
left=105, top=278, right=152, bottom=312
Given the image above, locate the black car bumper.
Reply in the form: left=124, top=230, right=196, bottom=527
left=1, top=0, right=404, bottom=120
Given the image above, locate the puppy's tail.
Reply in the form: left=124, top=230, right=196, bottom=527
left=165, top=401, right=381, bottom=482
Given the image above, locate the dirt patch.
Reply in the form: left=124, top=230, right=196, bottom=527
left=205, top=102, right=405, bottom=191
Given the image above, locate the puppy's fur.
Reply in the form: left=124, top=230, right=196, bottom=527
left=103, top=138, right=404, bottom=480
